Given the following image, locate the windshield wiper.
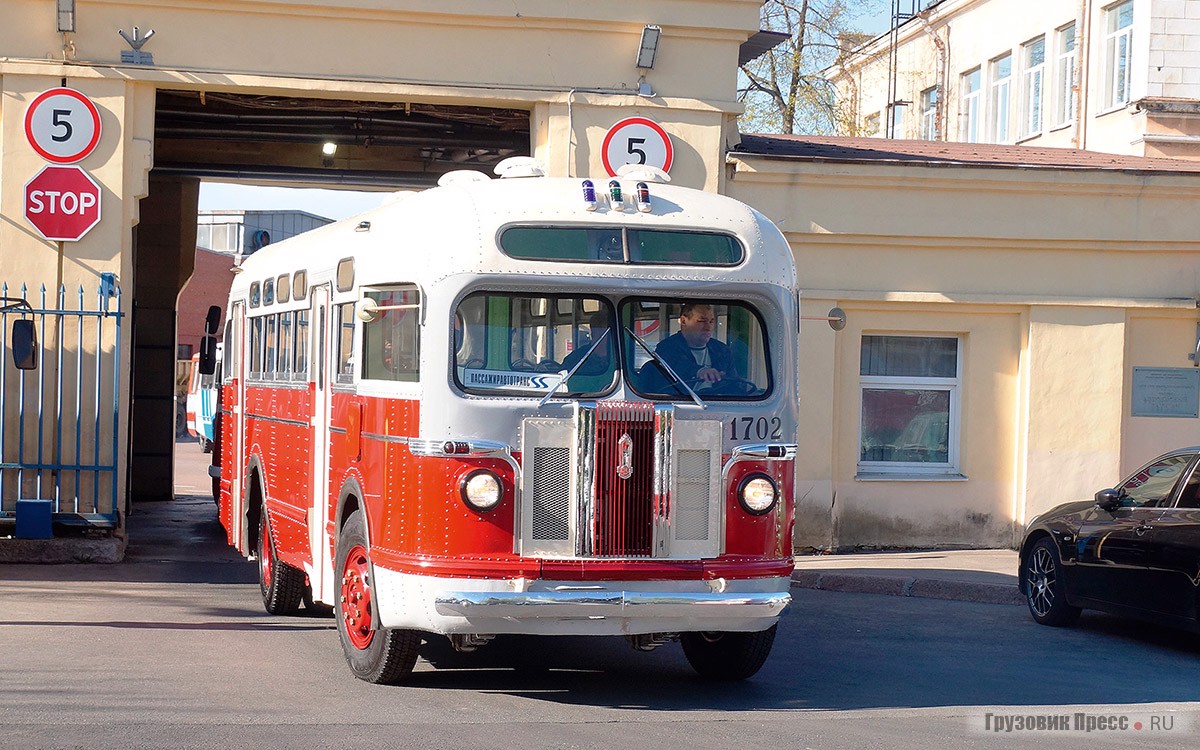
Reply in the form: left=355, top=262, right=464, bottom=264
left=537, top=328, right=611, bottom=408
left=623, top=326, right=706, bottom=409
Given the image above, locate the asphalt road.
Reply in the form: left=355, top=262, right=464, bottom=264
left=1, top=444, right=1198, bottom=749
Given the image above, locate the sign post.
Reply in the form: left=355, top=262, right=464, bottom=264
left=24, top=166, right=103, bottom=242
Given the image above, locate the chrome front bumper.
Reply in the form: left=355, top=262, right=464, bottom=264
left=434, top=589, right=791, bottom=619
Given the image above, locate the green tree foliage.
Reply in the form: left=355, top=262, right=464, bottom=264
left=739, top=0, right=882, bottom=135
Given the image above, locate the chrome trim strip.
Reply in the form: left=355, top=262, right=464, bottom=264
left=362, top=431, right=410, bottom=445
left=721, top=443, right=798, bottom=482
left=653, top=404, right=674, bottom=557
left=408, top=437, right=523, bottom=480
left=575, top=402, right=598, bottom=557
left=245, top=412, right=310, bottom=428
left=434, top=590, right=791, bottom=618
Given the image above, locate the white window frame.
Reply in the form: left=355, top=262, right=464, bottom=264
left=1054, top=23, right=1077, bottom=127
left=857, top=335, right=962, bottom=477
left=1104, top=0, right=1134, bottom=110
left=960, top=69, right=982, bottom=142
left=990, top=53, right=1013, bottom=143
left=1022, top=37, right=1046, bottom=137
left=920, top=86, right=938, bottom=140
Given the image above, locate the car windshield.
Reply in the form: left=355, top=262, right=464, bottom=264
left=620, top=298, right=771, bottom=401
left=454, top=293, right=617, bottom=397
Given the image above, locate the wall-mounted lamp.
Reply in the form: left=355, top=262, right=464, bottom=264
left=636, top=25, right=661, bottom=69
left=57, top=0, right=75, bottom=32
left=321, top=142, right=338, bottom=156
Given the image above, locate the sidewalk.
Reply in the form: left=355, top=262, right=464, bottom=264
left=791, top=549, right=1024, bottom=606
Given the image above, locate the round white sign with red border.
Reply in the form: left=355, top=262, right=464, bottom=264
left=601, top=117, right=673, bottom=177
left=24, top=88, right=103, bottom=164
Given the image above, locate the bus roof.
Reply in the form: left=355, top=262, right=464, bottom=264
left=230, top=174, right=796, bottom=300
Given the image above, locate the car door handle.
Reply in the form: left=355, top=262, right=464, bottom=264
left=1135, top=523, right=1154, bottom=536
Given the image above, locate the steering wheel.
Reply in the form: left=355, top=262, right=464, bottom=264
left=535, top=360, right=561, bottom=373
left=691, top=377, right=759, bottom=396
left=510, top=358, right=536, bottom=371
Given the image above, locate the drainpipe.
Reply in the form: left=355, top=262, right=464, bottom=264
left=1074, top=0, right=1091, bottom=148
left=916, top=9, right=949, bottom=139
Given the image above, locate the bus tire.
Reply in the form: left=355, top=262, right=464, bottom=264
left=258, top=511, right=305, bottom=615
left=680, top=624, right=777, bottom=681
left=335, top=509, right=420, bottom=684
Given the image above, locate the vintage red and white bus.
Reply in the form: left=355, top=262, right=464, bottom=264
left=214, top=162, right=800, bottom=683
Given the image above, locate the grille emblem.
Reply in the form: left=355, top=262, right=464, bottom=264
left=616, top=432, right=634, bottom=480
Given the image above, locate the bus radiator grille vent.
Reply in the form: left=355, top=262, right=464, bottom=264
left=531, top=446, right=571, bottom=541
left=673, top=449, right=712, bottom=541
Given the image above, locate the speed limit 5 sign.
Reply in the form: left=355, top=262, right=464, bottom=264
left=601, top=117, right=673, bottom=177
left=24, top=88, right=103, bottom=164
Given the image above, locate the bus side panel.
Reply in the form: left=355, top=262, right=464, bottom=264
left=411, top=454, right=517, bottom=559
left=355, top=395, right=419, bottom=558
left=218, top=380, right=238, bottom=544
left=246, top=383, right=314, bottom=569
left=723, top=459, right=795, bottom=558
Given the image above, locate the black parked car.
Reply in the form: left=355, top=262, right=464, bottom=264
left=1019, top=448, right=1200, bottom=630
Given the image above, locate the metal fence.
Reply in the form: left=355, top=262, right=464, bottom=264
left=0, top=282, right=123, bottom=527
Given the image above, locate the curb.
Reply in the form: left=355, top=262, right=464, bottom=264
left=791, top=570, right=1024, bottom=606
left=0, top=536, right=126, bottom=564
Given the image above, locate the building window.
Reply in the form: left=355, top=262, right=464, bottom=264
left=1055, top=24, right=1077, bottom=126
left=990, top=53, right=1012, bottom=142
left=1104, top=0, right=1134, bottom=109
left=889, top=102, right=906, bottom=138
left=1022, top=37, right=1045, bottom=136
left=920, top=87, right=939, bottom=140
left=960, top=68, right=982, bottom=142
left=859, top=335, right=961, bottom=475
left=864, top=111, right=881, bottom=137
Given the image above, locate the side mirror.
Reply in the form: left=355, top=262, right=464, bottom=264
left=205, top=305, right=222, bottom=336
left=1095, top=488, right=1122, bottom=512
left=198, top=336, right=217, bottom=376
left=11, top=319, right=38, bottom=370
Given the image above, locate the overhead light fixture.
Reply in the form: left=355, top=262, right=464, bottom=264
left=321, top=142, right=338, bottom=156
left=57, top=0, right=75, bottom=32
left=636, top=25, right=661, bottom=69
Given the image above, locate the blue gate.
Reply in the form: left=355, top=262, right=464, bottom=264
left=0, top=282, right=124, bottom=528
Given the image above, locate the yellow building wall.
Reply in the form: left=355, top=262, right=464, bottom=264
left=730, top=154, right=1200, bottom=548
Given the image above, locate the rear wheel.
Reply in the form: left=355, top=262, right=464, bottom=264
left=335, top=509, right=421, bottom=684
left=680, top=624, right=777, bottom=681
left=258, top=510, right=305, bottom=615
left=1024, top=537, right=1081, bottom=627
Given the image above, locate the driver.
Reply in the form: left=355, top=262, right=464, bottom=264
left=653, top=303, right=735, bottom=386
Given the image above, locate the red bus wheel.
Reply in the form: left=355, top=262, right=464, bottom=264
left=258, top=510, right=305, bottom=615
left=334, top=509, right=421, bottom=684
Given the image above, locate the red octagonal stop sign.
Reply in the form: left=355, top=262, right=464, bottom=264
left=25, top=165, right=102, bottom=242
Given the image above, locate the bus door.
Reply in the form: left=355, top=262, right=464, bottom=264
left=307, top=284, right=334, bottom=603
left=228, top=301, right=248, bottom=553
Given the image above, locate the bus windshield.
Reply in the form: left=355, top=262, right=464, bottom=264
left=621, top=299, right=771, bottom=400
left=454, top=293, right=772, bottom=402
left=455, top=293, right=618, bottom=397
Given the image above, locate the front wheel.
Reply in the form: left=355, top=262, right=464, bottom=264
left=1024, top=537, right=1081, bottom=627
left=680, top=624, right=777, bottom=681
left=335, top=509, right=421, bottom=684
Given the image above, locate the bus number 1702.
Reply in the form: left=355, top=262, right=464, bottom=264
left=729, top=416, right=783, bottom=441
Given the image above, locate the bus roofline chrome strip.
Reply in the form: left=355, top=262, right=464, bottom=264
left=721, top=443, right=798, bottom=483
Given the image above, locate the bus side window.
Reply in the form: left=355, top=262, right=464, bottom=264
left=362, top=287, right=420, bottom=383
left=335, top=303, right=355, bottom=385
left=295, top=309, right=309, bottom=380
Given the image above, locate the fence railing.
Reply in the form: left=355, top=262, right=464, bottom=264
left=0, top=282, right=123, bottom=528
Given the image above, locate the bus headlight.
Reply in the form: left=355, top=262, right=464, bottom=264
left=737, top=473, right=778, bottom=516
left=460, top=469, right=503, bottom=512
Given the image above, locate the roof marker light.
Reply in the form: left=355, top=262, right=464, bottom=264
left=582, top=179, right=598, bottom=211
left=635, top=182, right=651, bottom=213
left=608, top=180, right=624, bottom=211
